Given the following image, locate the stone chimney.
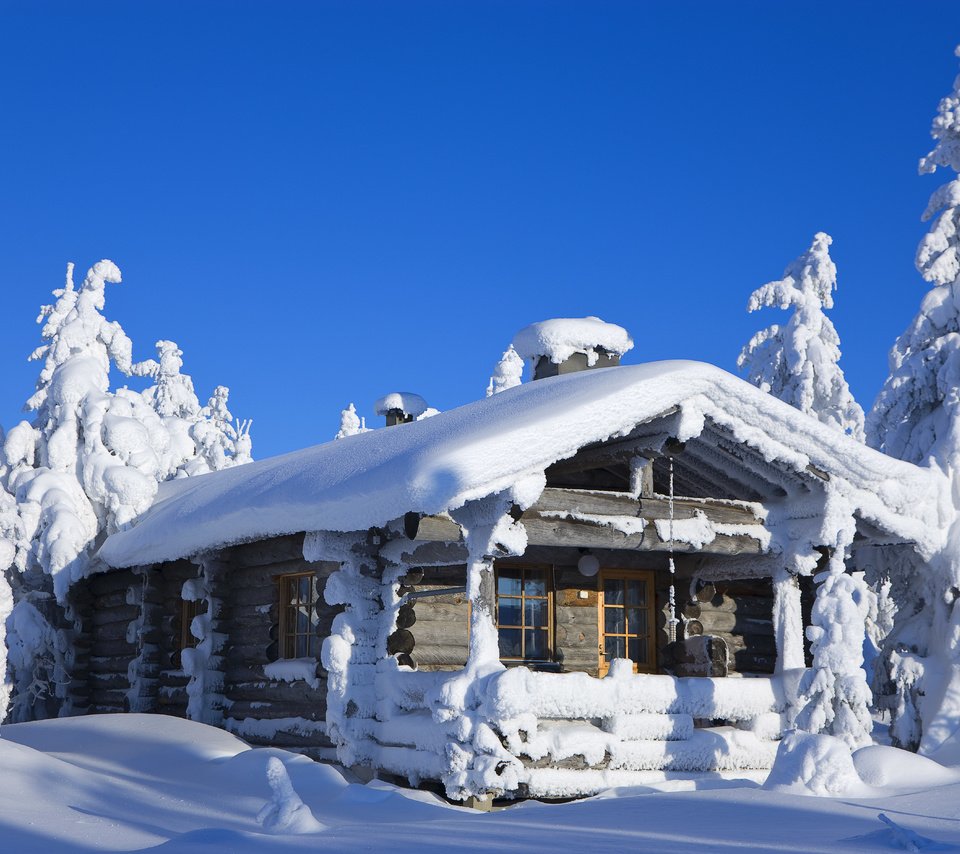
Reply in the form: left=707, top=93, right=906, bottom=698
left=374, top=392, right=429, bottom=426
left=511, top=316, right=634, bottom=380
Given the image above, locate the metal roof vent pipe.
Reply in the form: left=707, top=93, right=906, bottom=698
left=374, top=392, right=429, bottom=426
left=511, top=316, right=634, bottom=380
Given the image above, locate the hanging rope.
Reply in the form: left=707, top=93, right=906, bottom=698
left=668, top=456, right=679, bottom=643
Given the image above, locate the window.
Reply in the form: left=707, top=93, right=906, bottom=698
left=278, top=572, right=319, bottom=658
left=495, top=565, right=552, bottom=662
left=598, top=570, right=656, bottom=676
left=174, top=597, right=206, bottom=668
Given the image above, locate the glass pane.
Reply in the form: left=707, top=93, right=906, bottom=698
left=626, top=608, right=647, bottom=636
left=297, top=610, right=310, bottom=634
left=625, top=580, right=646, bottom=606
left=498, top=599, right=522, bottom=627
left=605, top=608, right=625, bottom=635
left=604, top=579, right=624, bottom=605
left=499, top=628, right=522, bottom=658
left=525, top=629, right=547, bottom=659
left=605, top=636, right=625, bottom=659
left=497, top=573, right=521, bottom=596
left=524, top=572, right=546, bottom=597
left=298, top=576, right=309, bottom=602
left=524, top=598, right=547, bottom=628
left=628, top=637, right=639, bottom=663
left=634, top=639, right=647, bottom=664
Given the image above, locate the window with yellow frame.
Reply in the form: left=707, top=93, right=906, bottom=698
left=494, top=565, right=552, bottom=662
left=175, top=597, right=206, bottom=668
left=277, top=572, right=319, bottom=659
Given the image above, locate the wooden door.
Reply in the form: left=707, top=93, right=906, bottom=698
left=598, top=570, right=656, bottom=676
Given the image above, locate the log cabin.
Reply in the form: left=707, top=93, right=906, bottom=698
left=73, top=320, right=938, bottom=801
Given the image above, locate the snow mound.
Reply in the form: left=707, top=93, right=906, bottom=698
left=512, top=316, right=634, bottom=365
left=374, top=392, right=428, bottom=418
left=257, top=757, right=327, bottom=834
left=853, top=744, right=960, bottom=790
left=763, top=731, right=875, bottom=797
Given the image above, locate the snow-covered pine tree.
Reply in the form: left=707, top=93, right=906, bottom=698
left=0, top=261, right=168, bottom=719
left=335, top=403, right=368, bottom=439
left=0, top=260, right=253, bottom=721
left=486, top=345, right=524, bottom=397
left=190, top=385, right=252, bottom=472
left=738, top=233, right=865, bottom=440
left=868, top=50, right=960, bottom=466
left=867, top=47, right=960, bottom=754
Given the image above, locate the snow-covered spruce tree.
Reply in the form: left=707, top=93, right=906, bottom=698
left=486, top=345, right=524, bottom=397
left=867, top=47, right=960, bottom=754
left=335, top=403, right=368, bottom=439
left=738, top=233, right=865, bottom=441
left=0, top=261, right=252, bottom=721
left=139, top=340, right=252, bottom=477
left=0, top=261, right=161, bottom=719
left=190, top=385, right=252, bottom=472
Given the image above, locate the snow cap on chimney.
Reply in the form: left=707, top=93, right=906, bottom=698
left=374, top=392, right=429, bottom=426
left=512, top=316, right=634, bottom=380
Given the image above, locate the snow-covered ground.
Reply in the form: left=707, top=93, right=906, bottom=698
left=2, top=714, right=959, bottom=853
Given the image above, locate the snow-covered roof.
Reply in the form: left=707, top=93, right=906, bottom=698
left=98, top=361, right=944, bottom=569
left=374, top=392, right=429, bottom=418
left=512, top=317, right=634, bottom=364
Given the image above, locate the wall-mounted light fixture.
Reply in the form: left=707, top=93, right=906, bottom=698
left=577, top=549, right=599, bottom=577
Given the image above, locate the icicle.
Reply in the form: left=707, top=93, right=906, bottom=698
left=668, top=457, right=679, bottom=642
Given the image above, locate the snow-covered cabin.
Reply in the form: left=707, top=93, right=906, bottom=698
left=77, top=320, right=940, bottom=802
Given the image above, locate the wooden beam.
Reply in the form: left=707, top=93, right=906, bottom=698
left=405, top=488, right=766, bottom=556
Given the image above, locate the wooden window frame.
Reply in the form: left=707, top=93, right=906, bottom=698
left=175, top=597, right=205, bottom=668
left=494, top=563, right=554, bottom=664
left=277, top=571, right=319, bottom=659
left=598, top=569, right=656, bottom=677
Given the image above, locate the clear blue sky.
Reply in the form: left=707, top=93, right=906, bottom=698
left=2, top=1, right=959, bottom=458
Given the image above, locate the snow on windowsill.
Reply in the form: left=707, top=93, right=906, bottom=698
left=263, top=658, right=321, bottom=690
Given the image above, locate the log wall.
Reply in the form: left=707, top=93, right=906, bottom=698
left=217, top=534, right=341, bottom=758
left=84, top=568, right=139, bottom=714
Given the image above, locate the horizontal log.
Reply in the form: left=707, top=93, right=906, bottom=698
left=220, top=534, right=306, bottom=568
left=90, top=640, right=136, bottom=659
left=689, top=594, right=775, bottom=620
left=410, top=622, right=469, bottom=647
left=410, top=645, right=468, bottom=667
left=91, top=591, right=138, bottom=611
left=411, top=603, right=470, bottom=621
left=536, top=488, right=762, bottom=525
left=693, top=611, right=773, bottom=635
left=89, top=570, right=139, bottom=595
left=717, top=632, right=777, bottom=657
left=388, top=629, right=415, bottom=655
left=521, top=516, right=762, bottom=555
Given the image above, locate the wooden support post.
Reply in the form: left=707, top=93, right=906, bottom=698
left=773, top=568, right=805, bottom=673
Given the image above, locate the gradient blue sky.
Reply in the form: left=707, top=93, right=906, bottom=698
left=2, top=1, right=959, bottom=458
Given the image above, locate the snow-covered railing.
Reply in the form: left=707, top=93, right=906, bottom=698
left=360, top=660, right=804, bottom=799
left=485, top=664, right=786, bottom=720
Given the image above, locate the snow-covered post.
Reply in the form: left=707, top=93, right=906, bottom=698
left=772, top=567, right=805, bottom=673
left=795, top=505, right=872, bottom=749
left=311, top=530, right=383, bottom=769
left=450, top=494, right=530, bottom=670
left=181, top=557, right=226, bottom=726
